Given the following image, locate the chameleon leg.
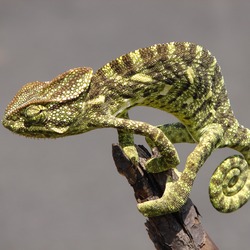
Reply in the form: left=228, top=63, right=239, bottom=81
left=146, top=122, right=195, bottom=147
left=101, top=115, right=180, bottom=170
left=138, top=123, right=224, bottom=217
left=117, top=111, right=139, bottom=165
left=145, top=122, right=195, bottom=173
left=209, top=155, right=250, bottom=212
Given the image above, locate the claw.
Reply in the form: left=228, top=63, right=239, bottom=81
left=123, top=145, right=139, bottom=165
left=137, top=181, right=188, bottom=217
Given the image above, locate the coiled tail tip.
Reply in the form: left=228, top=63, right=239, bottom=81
left=209, top=155, right=250, bottom=213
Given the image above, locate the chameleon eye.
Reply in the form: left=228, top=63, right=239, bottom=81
left=25, top=105, right=45, bottom=117
left=24, top=105, right=47, bottom=123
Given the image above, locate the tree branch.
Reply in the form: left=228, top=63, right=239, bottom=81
left=112, top=144, right=219, bottom=250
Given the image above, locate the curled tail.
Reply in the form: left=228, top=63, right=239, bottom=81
left=209, top=155, right=250, bottom=212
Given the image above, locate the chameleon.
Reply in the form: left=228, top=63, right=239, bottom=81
left=2, top=42, right=250, bottom=217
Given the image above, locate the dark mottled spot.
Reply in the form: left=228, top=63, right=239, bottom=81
left=241, top=145, right=250, bottom=153
left=96, top=68, right=110, bottom=82
left=143, top=89, right=152, bottom=98
left=181, top=103, right=188, bottom=109
left=174, top=42, right=187, bottom=56
left=200, top=50, right=214, bottom=68
left=121, top=54, right=137, bottom=77
left=167, top=83, right=190, bottom=105
left=188, top=43, right=197, bottom=57
left=154, top=75, right=175, bottom=85
left=193, top=101, right=207, bottom=116
left=213, top=64, right=223, bottom=82
left=183, top=43, right=197, bottom=65
left=139, top=47, right=154, bottom=62
left=196, top=109, right=216, bottom=130
left=167, top=94, right=181, bottom=106
left=193, top=101, right=215, bottom=126
left=180, top=172, right=193, bottom=186
left=164, top=62, right=185, bottom=79
left=155, top=94, right=165, bottom=100
left=109, top=60, right=124, bottom=75
left=164, top=78, right=175, bottom=85
left=156, top=44, right=169, bottom=60
left=192, top=92, right=198, bottom=100
left=164, top=62, right=174, bottom=71
left=166, top=96, right=177, bottom=106
left=121, top=93, right=134, bottom=99
left=210, top=175, right=222, bottom=187
left=121, top=54, right=133, bottom=69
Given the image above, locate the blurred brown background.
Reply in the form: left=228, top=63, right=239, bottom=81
left=1, top=0, right=250, bottom=249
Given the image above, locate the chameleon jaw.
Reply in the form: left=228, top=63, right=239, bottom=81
left=2, top=116, right=69, bottom=138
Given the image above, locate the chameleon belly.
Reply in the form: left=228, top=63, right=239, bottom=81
left=3, top=42, right=250, bottom=217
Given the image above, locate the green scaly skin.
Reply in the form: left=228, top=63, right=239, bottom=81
left=2, top=42, right=250, bottom=217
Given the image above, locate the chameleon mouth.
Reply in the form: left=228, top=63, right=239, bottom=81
left=2, top=117, right=19, bottom=131
left=2, top=118, right=49, bottom=138
left=2, top=118, right=31, bottom=137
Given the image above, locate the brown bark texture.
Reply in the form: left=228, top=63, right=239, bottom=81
left=112, top=144, right=219, bottom=250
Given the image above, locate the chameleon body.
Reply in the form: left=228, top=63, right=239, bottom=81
left=3, top=42, right=250, bottom=217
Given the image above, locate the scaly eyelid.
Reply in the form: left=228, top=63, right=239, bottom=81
left=25, top=105, right=46, bottom=118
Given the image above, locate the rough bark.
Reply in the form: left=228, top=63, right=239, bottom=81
left=112, top=144, right=219, bottom=250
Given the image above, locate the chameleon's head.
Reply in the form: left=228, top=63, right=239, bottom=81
left=2, top=67, right=93, bottom=138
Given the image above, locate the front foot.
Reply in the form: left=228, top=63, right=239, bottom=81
left=137, top=181, right=188, bottom=217
left=123, top=145, right=139, bottom=165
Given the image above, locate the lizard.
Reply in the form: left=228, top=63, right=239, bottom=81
left=2, top=42, right=250, bottom=217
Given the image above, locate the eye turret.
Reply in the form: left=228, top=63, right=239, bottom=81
left=24, top=105, right=47, bottom=124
